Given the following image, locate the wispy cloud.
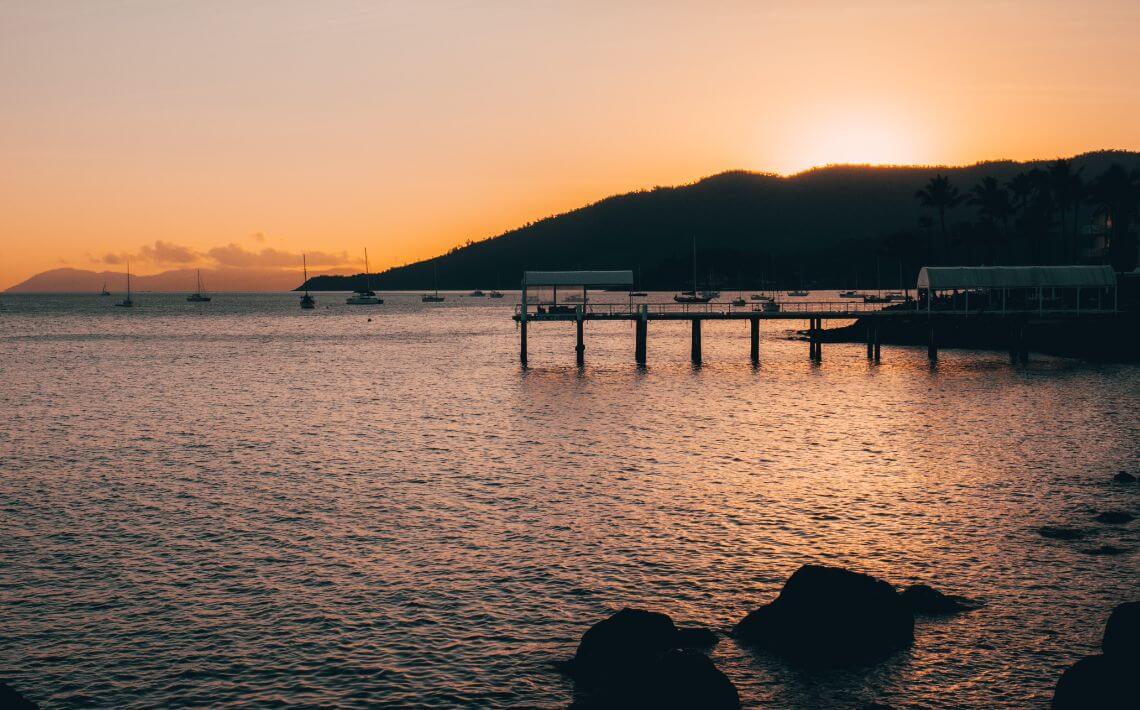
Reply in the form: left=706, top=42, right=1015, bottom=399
left=206, top=243, right=350, bottom=269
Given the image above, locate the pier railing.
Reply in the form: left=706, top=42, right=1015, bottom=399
left=515, top=299, right=906, bottom=318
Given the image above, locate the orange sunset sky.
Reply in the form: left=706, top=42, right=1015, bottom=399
left=3, top=0, right=1140, bottom=290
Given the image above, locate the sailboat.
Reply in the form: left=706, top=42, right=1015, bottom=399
left=346, top=249, right=383, bottom=304
left=674, top=237, right=714, bottom=303
left=115, top=262, right=134, bottom=307
left=187, top=269, right=211, bottom=302
left=787, top=271, right=809, bottom=297
left=300, top=254, right=316, bottom=309
left=422, top=266, right=445, bottom=302
left=100, top=280, right=111, bottom=296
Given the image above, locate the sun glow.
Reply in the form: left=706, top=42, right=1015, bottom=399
left=785, top=107, right=927, bottom=173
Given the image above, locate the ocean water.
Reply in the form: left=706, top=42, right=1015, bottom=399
left=1, top=292, right=1137, bottom=708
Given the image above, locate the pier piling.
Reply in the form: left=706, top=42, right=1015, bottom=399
left=635, top=314, right=647, bottom=365
left=873, top=325, right=881, bottom=362
left=750, top=317, right=760, bottom=364
left=691, top=319, right=702, bottom=364
left=866, top=325, right=874, bottom=360
left=928, top=326, right=938, bottom=362
left=575, top=314, right=585, bottom=367
left=520, top=318, right=528, bottom=366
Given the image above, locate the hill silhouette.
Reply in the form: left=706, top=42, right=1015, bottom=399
left=305, top=150, right=1140, bottom=292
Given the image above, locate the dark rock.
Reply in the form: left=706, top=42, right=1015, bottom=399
left=0, top=683, right=38, bottom=710
left=572, top=608, right=677, bottom=684
left=1079, top=544, right=1130, bottom=556
left=733, top=564, right=914, bottom=666
left=637, top=649, right=740, bottom=709
left=860, top=704, right=894, bottom=710
left=674, top=627, right=718, bottom=648
left=900, top=584, right=980, bottom=615
left=1113, top=471, right=1137, bottom=483
left=1095, top=511, right=1135, bottom=524
left=1038, top=526, right=1087, bottom=540
left=1051, top=601, right=1140, bottom=708
left=1051, top=654, right=1133, bottom=709
left=1102, top=601, right=1140, bottom=658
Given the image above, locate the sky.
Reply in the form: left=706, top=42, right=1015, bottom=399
left=2, top=0, right=1140, bottom=289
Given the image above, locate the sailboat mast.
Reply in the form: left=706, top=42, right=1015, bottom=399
left=364, top=248, right=371, bottom=291
left=126, top=261, right=131, bottom=299
left=303, top=254, right=310, bottom=295
left=692, top=236, right=698, bottom=293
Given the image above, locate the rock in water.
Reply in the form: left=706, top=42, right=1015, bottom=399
left=733, top=565, right=914, bottom=666
left=568, top=610, right=738, bottom=709
left=1051, top=655, right=1132, bottom=709
left=572, top=608, right=678, bottom=684
left=1051, top=601, right=1140, bottom=708
left=1094, top=511, right=1135, bottom=524
left=0, top=683, right=38, bottom=710
left=1113, top=471, right=1136, bottom=483
left=1038, top=526, right=1086, bottom=540
left=900, top=584, right=980, bottom=615
left=1101, top=601, right=1140, bottom=658
left=637, top=650, right=740, bottom=709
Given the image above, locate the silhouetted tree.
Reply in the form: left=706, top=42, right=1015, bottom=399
left=915, top=174, right=963, bottom=260
left=1088, top=163, right=1140, bottom=271
left=1047, top=159, right=1085, bottom=261
left=969, top=176, right=1012, bottom=262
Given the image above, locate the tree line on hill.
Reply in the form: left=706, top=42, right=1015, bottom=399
left=301, top=151, right=1140, bottom=292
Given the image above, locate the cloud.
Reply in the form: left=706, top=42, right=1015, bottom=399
left=101, top=252, right=130, bottom=265
left=206, top=243, right=351, bottom=269
left=249, top=231, right=267, bottom=243
left=137, top=240, right=200, bottom=265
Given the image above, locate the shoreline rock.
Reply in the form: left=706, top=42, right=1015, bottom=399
left=1113, top=471, right=1136, bottom=483
left=566, top=608, right=738, bottom=709
left=900, top=584, right=981, bottom=615
left=733, top=565, right=914, bottom=666
left=1051, top=601, right=1140, bottom=708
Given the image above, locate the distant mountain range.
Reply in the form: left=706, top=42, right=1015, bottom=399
left=11, top=151, right=1140, bottom=294
left=303, top=150, right=1140, bottom=292
left=5, top=267, right=305, bottom=293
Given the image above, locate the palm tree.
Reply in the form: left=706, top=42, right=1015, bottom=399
left=969, top=176, right=1012, bottom=263
left=915, top=174, right=963, bottom=260
left=1047, top=159, right=1085, bottom=262
left=1088, top=164, right=1140, bottom=271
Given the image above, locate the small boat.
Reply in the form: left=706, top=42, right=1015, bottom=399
left=422, top=266, right=445, bottom=302
left=862, top=294, right=891, bottom=304
left=732, top=296, right=746, bottom=306
left=787, top=290, right=809, bottom=297
left=187, top=269, right=211, bottom=302
left=100, top=281, right=111, bottom=296
left=674, top=291, right=713, bottom=304
left=565, top=294, right=588, bottom=303
left=884, top=291, right=908, bottom=302
left=674, top=236, right=715, bottom=303
left=488, top=290, right=504, bottom=298
left=300, top=254, right=316, bottom=309
left=115, top=262, right=134, bottom=307
left=839, top=290, right=860, bottom=298
left=468, top=289, right=485, bottom=297
left=750, top=293, right=771, bottom=301
left=630, top=291, right=648, bottom=298
left=346, top=249, right=383, bottom=304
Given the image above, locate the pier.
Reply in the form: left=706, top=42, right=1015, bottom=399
left=513, top=267, right=1121, bottom=366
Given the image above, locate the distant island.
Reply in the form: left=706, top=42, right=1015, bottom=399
left=300, top=150, right=1140, bottom=293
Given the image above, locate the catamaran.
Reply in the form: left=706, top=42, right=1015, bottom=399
left=300, top=254, right=316, bottom=309
left=115, top=262, right=134, bottom=307
left=674, top=237, right=714, bottom=303
left=187, top=269, right=211, bottom=302
left=346, top=249, right=383, bottom=304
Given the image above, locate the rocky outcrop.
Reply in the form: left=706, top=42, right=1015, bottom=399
left=566, top=608, right=737, bottom=709
left=1038, top=526, right=1087, bottom=540
left=1051, top=601, right=1139, bottom=708
left=900, top=584, right=980, bottom=615
left=0, top=683, right=38, bottom=710
left=1113, top=471, right=1136, bottom=483
left=1094, top=511, right=1135, bottom=524
left=733, top=565, right=914, bottom=666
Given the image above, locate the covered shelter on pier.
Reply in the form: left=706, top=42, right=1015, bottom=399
left=916, top=265, right=1118, bottom=314
left=520, top=270, right=634, bottom=314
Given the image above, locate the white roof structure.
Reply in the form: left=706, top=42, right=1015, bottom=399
left=917, top=266, right=1116, bottom=290
left=522, top=270, right=634, bottom=287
